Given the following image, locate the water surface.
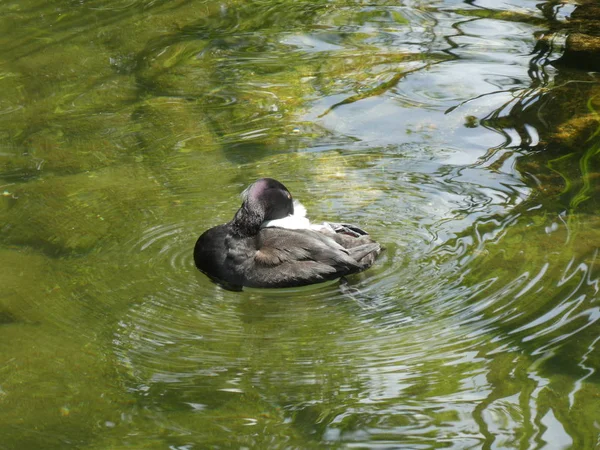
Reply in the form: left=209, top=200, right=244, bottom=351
left=1, top=0, right=599, bottom=448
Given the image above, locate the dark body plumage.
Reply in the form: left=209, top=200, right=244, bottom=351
left=194, top=178, right=380, bottom=289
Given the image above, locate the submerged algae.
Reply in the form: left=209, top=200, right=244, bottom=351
left=0, top=165, right=164, bottom=255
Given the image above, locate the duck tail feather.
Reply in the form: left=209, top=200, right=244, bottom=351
left=347, top=243, right=381, bottom=268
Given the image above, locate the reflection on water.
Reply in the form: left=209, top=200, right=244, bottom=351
left=0, top=0, right=599, bottom=448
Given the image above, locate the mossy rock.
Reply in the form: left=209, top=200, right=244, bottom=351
left=0, top=141, right=31, bottom=180
left=557, top=33, right=600, bottom=71
left=0, top=322, right=129, bottom=450
left=0, top=249, right=53, bottom=324
left=97, top=1, right=225, bottom=57
left=0, top=164, right=163, bottom=255
left=18, top=108, right=138, bottom=176
left=135, top=39, right=214, bottom=97
left=0, top=248, right=132, bottom=448
left=0, top=71, right=26, bottom=116
left=0, top=72, right=28, bottom=143
left=550, top=114, right=600, bottom=150
left=0, top=247, right=93, bottom=327
left=0, top=71, right=139, bottom=177
left=0, top=129, right=132, bottom=180
left=133, top=96, right=219, bottom=159
left=14, top=43, right=114, bottom=101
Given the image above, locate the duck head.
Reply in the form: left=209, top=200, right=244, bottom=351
left=232, top=178, right=294, bottom=236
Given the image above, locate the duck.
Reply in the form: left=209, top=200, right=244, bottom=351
left=194, top=178, right=381, bottom=289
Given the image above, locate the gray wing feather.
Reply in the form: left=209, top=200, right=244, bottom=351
left=247, top=228, right=365, bottom=287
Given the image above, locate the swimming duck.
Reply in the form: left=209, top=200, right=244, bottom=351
left=194, top=178, right=380, bottom=289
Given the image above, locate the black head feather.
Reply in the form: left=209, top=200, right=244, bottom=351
left=233, top=178, right=294, bottom=236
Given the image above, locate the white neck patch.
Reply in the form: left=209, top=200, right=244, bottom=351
left=261, top=200, right=336, bottom=233
left=262, top=200, right=312, bottom=230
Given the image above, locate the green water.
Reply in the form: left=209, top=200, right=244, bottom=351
left=1, top=0, right=600, bottom=448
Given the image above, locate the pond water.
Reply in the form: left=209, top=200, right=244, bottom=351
left=1, top=0, right=600, bottom=448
